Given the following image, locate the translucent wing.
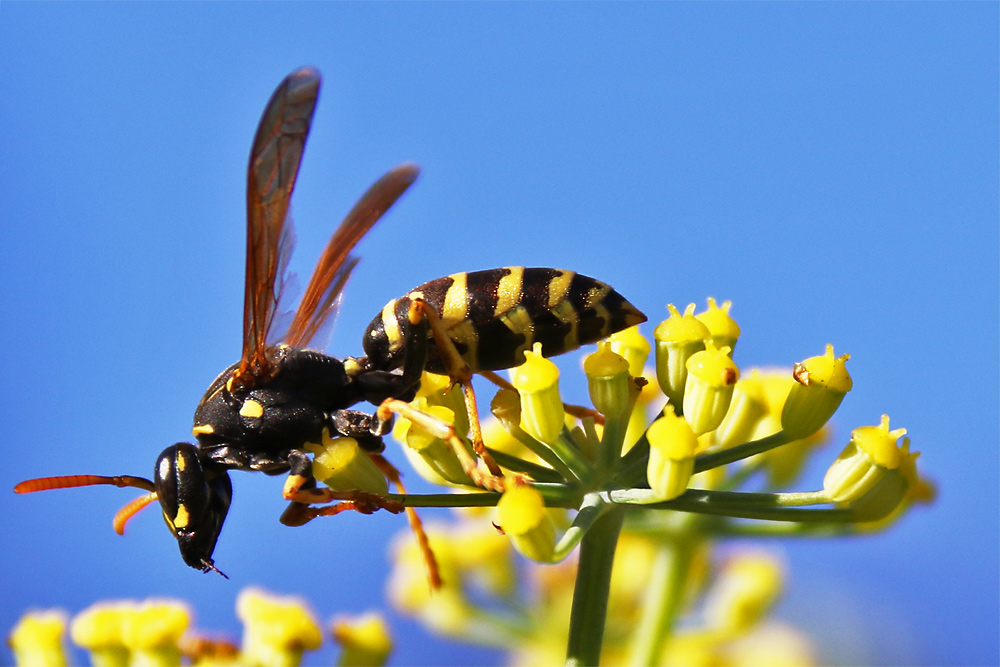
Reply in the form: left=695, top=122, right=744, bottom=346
left=284, top=163, right=420, bottom=349
left=234, top=67, right=321, bottom=388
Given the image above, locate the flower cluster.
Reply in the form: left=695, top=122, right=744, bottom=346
left=380, top=297, right=933, bottom=664
left=8, top=589, right=390, bottom=667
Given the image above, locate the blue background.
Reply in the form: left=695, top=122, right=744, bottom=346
left=1, top=4, right=996, bottom=666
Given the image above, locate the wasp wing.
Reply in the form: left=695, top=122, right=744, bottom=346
left=284, top=163, right=420, bottom=349
left=236, top=67, right=321, bottom=385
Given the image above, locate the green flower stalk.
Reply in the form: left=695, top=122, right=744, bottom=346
left=781, top=344, right=852, bottom=439
left=654, top=303, right=710, bottom=408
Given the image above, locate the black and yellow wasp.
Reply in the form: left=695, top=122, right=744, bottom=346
left=16, top=67, right=646, bottom=577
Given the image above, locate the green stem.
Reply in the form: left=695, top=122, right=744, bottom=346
left=565, top=504, right=626, bottom=667
left=693, top=431, right=791, bottom=473
left=626, top=535, right=696, bottom=666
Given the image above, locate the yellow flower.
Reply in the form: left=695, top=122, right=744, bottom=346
left=511, top=343, right=565, bottom=445
left=683, top=340, right=740, bottom=435
left=497, top=483, right=557, bottom=563
left=306, top=430, right=388, bottom=495
left=654, top=303, right=711, bottom=407
left=71, top=601, right=132, bottom=667
left=584, top=342, right=632, bottom=418
left=331, top=612, right=392, bottom=667
left=236, top=588, right=322, bottom=667
left=696, top=297, right=740, bottom=353
left=9, top=610, right=68, bottom=667
left=646, top=406, right=699, bottom=500
left=704, top=553, right=784, bottom=634
left=781, top=344, right=852, bottom=439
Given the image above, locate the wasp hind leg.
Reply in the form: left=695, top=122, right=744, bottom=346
left=382, top=297, right=509, bottom=491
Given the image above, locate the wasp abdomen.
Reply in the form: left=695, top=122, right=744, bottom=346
left=364, top=267, right=646, bottom=374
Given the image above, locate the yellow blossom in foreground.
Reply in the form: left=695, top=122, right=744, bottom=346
left=236, top=588, right=321, bottom=667
left=331, top=612, right=393, bottom=667
left=511, top=343, right=565, bottom=444
left=9, top=610, right=68, bottom=667
left=654, top=302, right=711, bottom=407
left=696, top=297, right=741, bottom=353
left=497, top=483, right=557, bottom=562
left=781, top=344, right=852, bottom=439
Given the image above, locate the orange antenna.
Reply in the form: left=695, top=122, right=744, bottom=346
left=113, top=492, right=159, bottom=535
left=15, top=474, right=155, bottom=494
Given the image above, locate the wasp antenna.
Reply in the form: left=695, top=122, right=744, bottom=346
left=112, top=492, right=159, bottom=535
left=15, top=474, right=155, bottom=494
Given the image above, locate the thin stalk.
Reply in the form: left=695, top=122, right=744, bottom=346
left=565, top=504, right=626, bottom=666
left=626, top=535, right=697, bottom=666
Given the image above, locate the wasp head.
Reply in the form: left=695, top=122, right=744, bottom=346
left=154, top=443, right=233, bottom=577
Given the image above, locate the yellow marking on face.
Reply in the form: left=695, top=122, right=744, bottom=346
left=552, top=300, right=580, bottom=352
left=381, top=301, right=402, bottom=352
left=495, top=267, right=524, bottom=316
left=173, top=503, right=190, bottom=529
left=441, top=273, right=469, bottom=324
left=343, top=357, right=363, bottom=377
left=192, top=424, right=214, bottom=436
left=239, top=399, right=264, bottom=419
left=547, top=270, right=575, bottom=308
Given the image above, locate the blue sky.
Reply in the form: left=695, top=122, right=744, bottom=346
left=1, top=3, right=996, bottom=666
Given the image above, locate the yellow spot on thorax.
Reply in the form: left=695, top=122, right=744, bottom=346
left=192, top=424, right=214, bottom=436
left=240, top=399, right=264, bottom=418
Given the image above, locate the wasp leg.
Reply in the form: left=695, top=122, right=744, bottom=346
left=407, top=298, right=505, bottom=480
left=370, top=453, right=442, bottom=589
left=279, top=451, right=403, bottom=526
left=377, top=398, right=514, bottom=492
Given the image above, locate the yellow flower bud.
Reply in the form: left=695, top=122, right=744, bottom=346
left=306, top=430, right=388, bottom=495
left=654, top=303, right=710, bottom=407
left=9, top=610, right=69, bottom=667
left=71, top=602, right=133, bottom=667
left=705, top=553, right=784, bottom=633
left=331, top=612, right=393, bottom=667
left=824, top=415, right=912, bottom=506
left=497, top=483, right=557, bottom=562
left=646, top=406, right=699, bottom=500
left=781, top=344, right=852, bottom=439
left=236, top=588, right=322, bottom=667
left=607, top=325, right=651, bottom=378
left=584, top=342, right=631, bottom=418
left=696, top=297, right=740, bottom=353
left=713, top=370, right=769, bottom=447
left=683, top=340, right=739, bottom=435
left=395, top=400, right=474, bottom=486
left=121, top=599, right=190, bottom=667
left=511, top=343, right=564, bottom=444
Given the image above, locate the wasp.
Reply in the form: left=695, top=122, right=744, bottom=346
left=16, top=67, right=646, bottom=578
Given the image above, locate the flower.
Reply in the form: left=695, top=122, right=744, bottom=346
left=646, top=406, right=699, bottom=500
left=781, top=344, right=852, bottom=439
left=511, top=342, right=565, bottom=445
left=654, top=303, right=711, bottom=407
left=683, top=340, right=740, bottom=435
